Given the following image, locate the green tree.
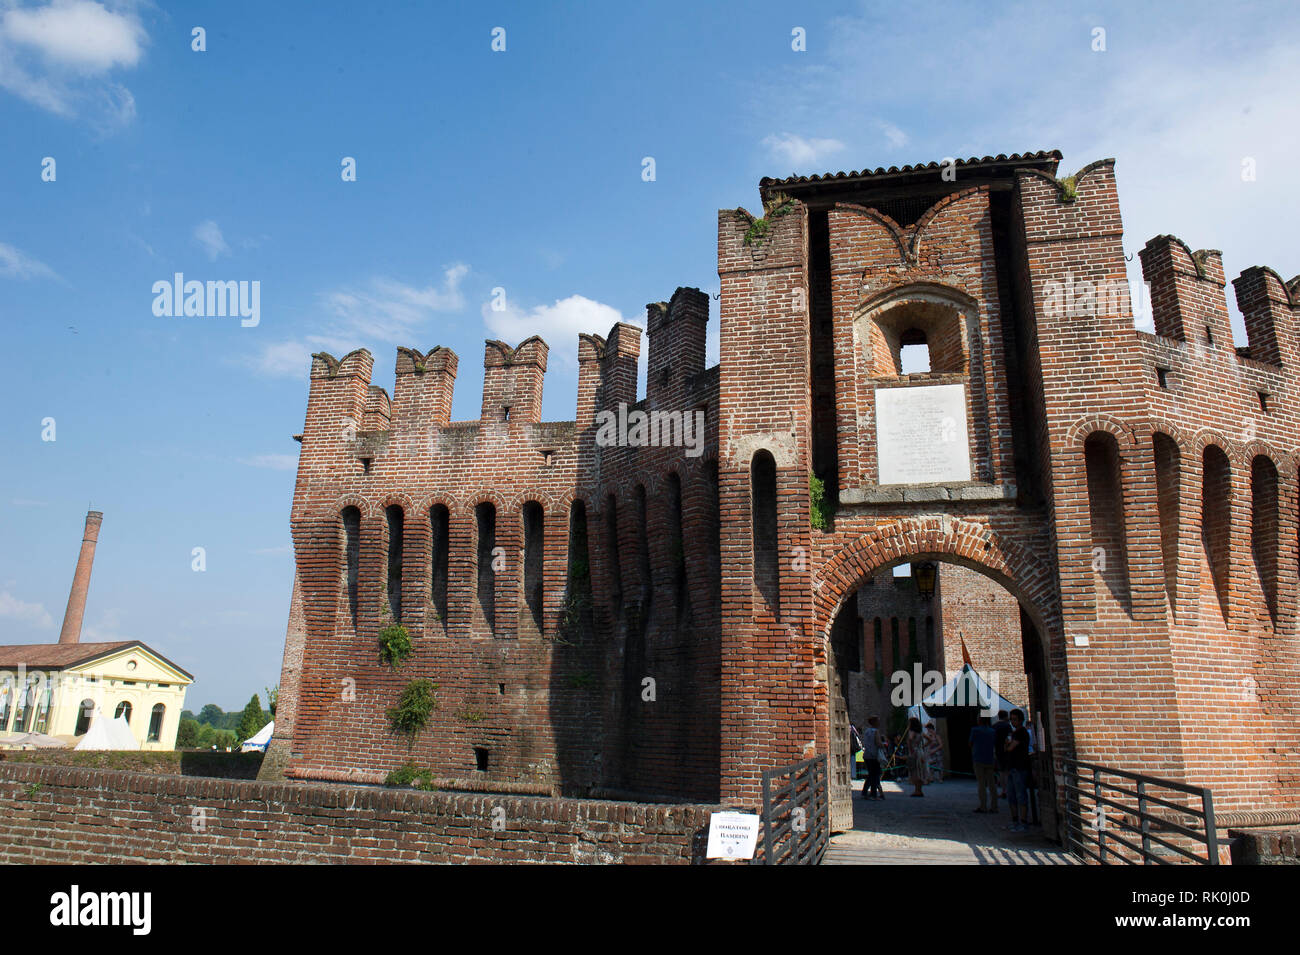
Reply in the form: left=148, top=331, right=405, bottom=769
left=235, top=694, right=267, bottom=742
left=265, top=685, right=279, bottom=718
left=197, top=703, right=224, bottom=726
left=176, top=718, right=200, bottom=748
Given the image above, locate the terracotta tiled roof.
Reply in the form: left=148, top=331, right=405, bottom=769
left=0, top=641, right=193, bottom=679
left=759, top=150, right=1063, bottom=196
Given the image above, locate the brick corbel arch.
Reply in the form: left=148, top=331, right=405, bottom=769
left=909, top=185, right=990, bottom=260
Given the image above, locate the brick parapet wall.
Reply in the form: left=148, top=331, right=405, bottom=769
left=0, top=763, right=716, bottom=865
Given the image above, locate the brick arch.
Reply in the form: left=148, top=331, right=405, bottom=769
left=1191, top=430, right=1243, bottom=469
left=459, top=490, right=504, bottom=519
left=631, top=473, right=665, bottom=500
left=378, top=492, right=417, bottom=514
left=505, top=489, right=561, bottom=514
left=856, top=278, right=979, bottom=318
left=812, top=518, right=1058, bottom=643
left=1066, top=415, right=1141, bottom=451
left=414, top=492, right=457, bottom=516
left=1241, top=441, right=1287, bottom=473
left=1142, top=418, right=1192, bottom=453
left=330, top=494, right=373, bottom=518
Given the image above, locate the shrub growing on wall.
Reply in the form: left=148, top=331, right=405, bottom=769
left=378, top=624, right=413, bottom=668
left=386, top=679, right=438, bottom=748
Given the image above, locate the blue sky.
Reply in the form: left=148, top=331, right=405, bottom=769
left=2, top=0, right=1297, bottom=709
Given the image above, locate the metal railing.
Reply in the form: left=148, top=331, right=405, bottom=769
left=760, top=755, right=829, bottom=865
left=1058, top=757, right=1218, bottom=865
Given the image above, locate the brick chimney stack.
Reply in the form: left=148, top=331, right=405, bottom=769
left=58, top=510, right=103, bottom=645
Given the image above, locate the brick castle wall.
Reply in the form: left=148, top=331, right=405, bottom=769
left=273, top=151, right=1300, bottom=820
left=0, top=763, right=713, bottom=865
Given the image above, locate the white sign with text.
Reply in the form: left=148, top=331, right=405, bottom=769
left=875, top=383, right=971, bottom=484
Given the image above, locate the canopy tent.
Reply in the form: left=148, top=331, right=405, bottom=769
left=74, top=709, right=139, bottom=750
left=920, top=663, right=1020, bottom=716
left=240, top=720, right=274, bottom=753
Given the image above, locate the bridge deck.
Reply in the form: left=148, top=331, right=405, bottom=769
left=825, top=777, right=1077, bottom=865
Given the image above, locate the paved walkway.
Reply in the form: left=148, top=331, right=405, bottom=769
left=825, top=777, right=1076, bottom=865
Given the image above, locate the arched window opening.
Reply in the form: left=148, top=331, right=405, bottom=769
left=385, top=505, right=404, bottom=622
left=751, top=450, right=780, bottom=615
left=1085, top=432, right=1132, bottom=615
left=635, top=485, right=652, bottom=616
left=1251, top=455, right=1279, bottom=624
left=429, top=504, right=449, bottom=630
left=1152, top=433, right=1181, bottom=614
left=605, top=494, right=624, bottom=621
left=872, top=617, right=883, bottom=676
left=341, top=506, right=361, bottom=630
left=1201, top=446, right=1232, bottom=622
left=33, top=680, right=52, bottom=733
left=667, top=472, right=689, bottom=620
left=862, top=296, right=969, bottom=378
left=890, top=618, right=901, bottom=676
left=148, top=703, right=165, bottom=743
left=115, top=701, right=132, bottom=724
left=564, top=500, right=592, bottom=638
left=522, top=501, right=545, bottom=633
left=475, top=502, right=497, bottom=635
left=74, top=698, right=94, bottom=736
left=13, top=677, right=35, bottom=733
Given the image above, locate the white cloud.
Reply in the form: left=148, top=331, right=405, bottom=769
left=482, top=294, right=631, bottom=366
left=0, top=590, right=55, bottom=629
left=762, top=132, right=846, bottom=169
left=0, top=1, right=147, bottom=128
left=0, top=241, right=57, bottom=280
left=880, top=122, right=909, bottom=149
left=245, top=264, right=469, bottom=379
left=193, top=220, right=230, bottom=260
left=80, top=606, right=124, bottom=642
left=240, top=453, right=297, bottom=471
left=3, top=0, right=144, bottom=70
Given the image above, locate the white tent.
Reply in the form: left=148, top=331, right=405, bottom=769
left=240, top=720, right=274, bottom=753
left=74, top=710, right=139, bottom=751
left=920, top=663, right=1020, bottom=716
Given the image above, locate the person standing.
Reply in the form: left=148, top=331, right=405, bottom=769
left=906, top=717, right=927, bottom=797
left=850, top=723, right=864, bottom=781
left=969, top=715, right=998, bottom=813
left=1004, top=709, right=1032, bottom=832
left=992, top=709, right=1012, bottom=800
left=861, top=716, right=884, bottom=801
left=925, top=722, right=944, bottom=783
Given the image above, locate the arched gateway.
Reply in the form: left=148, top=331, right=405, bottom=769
left=274, top=152, right=1300, bottom=832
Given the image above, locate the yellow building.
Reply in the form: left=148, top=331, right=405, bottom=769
left=0, top=641, right=193, bottom=750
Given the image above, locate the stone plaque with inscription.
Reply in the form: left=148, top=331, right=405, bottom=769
left=875, top=383, right=971, bottom=484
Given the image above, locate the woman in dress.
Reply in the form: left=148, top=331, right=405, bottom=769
left=925, top=722, right=944, bottom=783
left=906, top=716, right=927, bottom=797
